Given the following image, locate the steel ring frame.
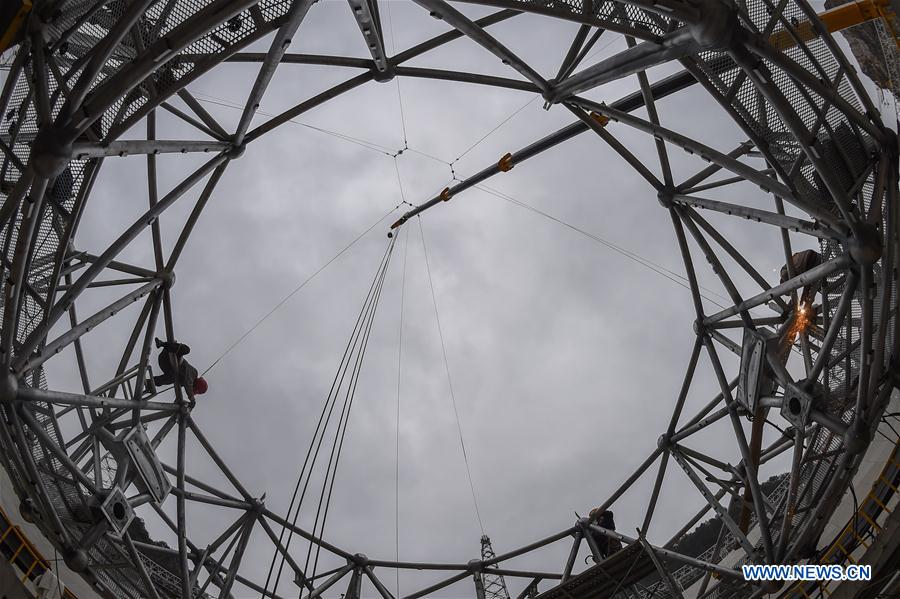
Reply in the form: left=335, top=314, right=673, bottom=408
left=0, top=0, right=897, bottom=597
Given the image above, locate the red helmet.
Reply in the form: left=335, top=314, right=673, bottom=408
left=193, top=377, right=208, bottom=395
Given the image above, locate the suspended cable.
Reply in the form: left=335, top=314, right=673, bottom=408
left=452, top=96, right=538, bottom=166
left=418, top=216, right=486, bottom=535
left=393, top=156, right=409, bottom=207
left=385, top=1, right=409, bottom=148
left=473, top=183, right=731, bottom=309
left=405, top=147, right=453, bottom=167
left=193, top=93, right=396, bottom=156
left=395, top=226, right=409, bottom=598
left=203, top=206, right=400, bottom=376
left=305, top=235, right=396, bottom=588
left=263, top=237, right=397, bottom=599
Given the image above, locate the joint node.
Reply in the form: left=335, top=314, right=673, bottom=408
left=688, top=0, right=740, bottom=50
left=657, top=189, right=675, bottom=208
left=0, top=374, right=19, bottom=404
left=692, top=319, right=705, bottom=337
left=657, top=433, right=671, bottom=450
left=32, top=125, right=75, bottom=178
left=843, top=427, right=870, bottom=455
left=64, top=547, right=89, bottom=572
left=467, top=559, right=483, bottom=573
left=848, top=223, right=882, bottom=266
left=159, top=270, right=175, bottom=289
left=352, top=553, right=369, bottom=566
left=226, top=143, right=246, bottom=160
left=373, top=65, right=396, bottom=83
left=20, top=498, right=39, bottom=523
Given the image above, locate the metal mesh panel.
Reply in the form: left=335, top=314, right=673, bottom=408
left=0, top=35, right=198, bottom=597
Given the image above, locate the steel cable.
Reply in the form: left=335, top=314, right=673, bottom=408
left=263, top=237, right=396, bottom=599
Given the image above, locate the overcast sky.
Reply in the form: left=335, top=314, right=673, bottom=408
left=23, top=1, right=898, bottom=597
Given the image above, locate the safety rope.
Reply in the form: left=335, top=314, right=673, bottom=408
left=261, top=236, right=396, bottom=599
left=418, top=216, right=486, bottom=535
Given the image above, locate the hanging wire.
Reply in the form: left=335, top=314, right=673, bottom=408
left=263, top=237, right=397, bottom=599
left=405, top=146, right=453, bottom=167
left=473, top=182, right=732, bottom=309
left=451, top=96, right=538, bottom=166
left=203, top=206, right=400, bottom=376
left=305, top=235, right=396, bottom=587
left=395, top=226, right=410, bottom=598
left=385, top=0, right=409, bottom=149
left=393, top=156, right=410, bottom=207
left=192, top=92, right=397, bottom=156
left=418, top=216, right=486, bottom=535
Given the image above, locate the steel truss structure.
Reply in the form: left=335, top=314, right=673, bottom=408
left=0, top=0, right=898, bottom=598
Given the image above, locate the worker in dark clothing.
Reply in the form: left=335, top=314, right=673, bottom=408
left=780, top=249, right=822, bottom=306
left=587, top=508, right=622, bottom=560
left=148, top=338, right=208, bottom=400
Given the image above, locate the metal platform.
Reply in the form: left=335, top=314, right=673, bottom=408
left=534, top=544, right=656, bottom=599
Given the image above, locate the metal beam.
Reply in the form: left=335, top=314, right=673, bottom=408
left=71, top=140, right=231, bottom=159
left=348, top=0, right=391, bottom=76
left=549, top=28, right=697, bottom=102
left=411, top=0, right=550, bottom=93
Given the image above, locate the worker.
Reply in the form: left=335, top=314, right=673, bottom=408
left=148, top=338, right=208, bottom=400
left=587, top=508, right=622, bottom=560
left=780, top=249, right=822, bottom=306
